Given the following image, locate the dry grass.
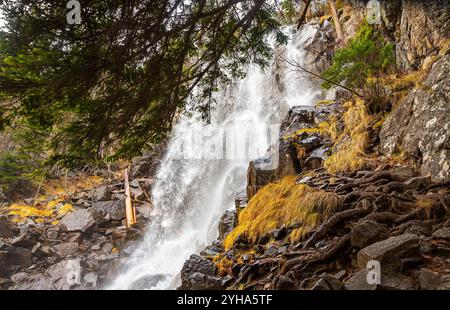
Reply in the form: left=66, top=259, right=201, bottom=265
left=8, top=200, right=73, bottom=223
left=212, top=254, right=233, bottom=277
left=324, top=99, right=373, bottom=174
left=223, top=176, right=341, bottom=250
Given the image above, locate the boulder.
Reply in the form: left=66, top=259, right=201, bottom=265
left=432, top=228, right=450, bottom=242
left=247, top=154, right=277, bottom=200
left=0, top=246, right=32, bottom=277
left=179, top=254, right=223, bottom=290
left=351, top=220, right=389, bottom=248
left=344, top=270, right=377, bottom=290
left=93, top=186, right=111, bottom=201
left=92, top=200, right=126, bottom=221
left=136, top=202, right=153, bottom=219
left=380, top=55, right=450, bottom=181
left=357, top=234, right=420, bottom=270
left=52, top=242, right=79, bottom=258
left=10, top=272, right=54, bottom=290
left=345, top=270, right=415, bottom=290
left=60, top=208, right=95, bottom=232
left=129, top=274, right=168, bottom=289
left=234, top=188, right=248, bottom=213
left=311, top=273, right=343, bottom=290
left=218, top=210, right=237, bottom=240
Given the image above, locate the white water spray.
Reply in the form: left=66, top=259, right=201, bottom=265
left=108, top=26, right=320, bottom=290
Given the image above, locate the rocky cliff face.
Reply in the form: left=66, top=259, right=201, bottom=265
left=396, top=0, right=450, bottom=71
left=349, top=0, right=449, bottom=71
left=380, top=54, right=450, bottom=180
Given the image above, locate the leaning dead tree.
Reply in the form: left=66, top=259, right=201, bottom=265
left=296, top=0, right=345, bottom=44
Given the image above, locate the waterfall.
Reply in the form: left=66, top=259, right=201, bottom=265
left=108, top=25, right=320, bottom=290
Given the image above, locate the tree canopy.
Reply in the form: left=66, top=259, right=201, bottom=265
left=0, top=0, right=288, bottom=167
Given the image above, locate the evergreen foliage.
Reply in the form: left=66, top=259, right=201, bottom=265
left=0, top=0, right=287, bottom=167
left=322, top=22, right=395, bottom=91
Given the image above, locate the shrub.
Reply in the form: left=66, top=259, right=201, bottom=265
left=322, top=23, right=395, bottom=114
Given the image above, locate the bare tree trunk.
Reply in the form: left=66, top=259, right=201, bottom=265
left=124, top=167, right=137, bottom=228
left=328, top=0, right=345, bottom=44
left=296, top=0, right=312, bottom=30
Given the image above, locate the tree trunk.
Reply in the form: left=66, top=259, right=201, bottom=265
left=328, top=0, right=345, bottom=44
left=296, top=0, right=312, bottom=30
left=124, top=167, right=137, bottom=228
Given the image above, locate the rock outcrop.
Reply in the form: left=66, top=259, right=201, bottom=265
left=380, top=54, right=450, bottom=180
left=396, top=0, right=450, bottom=71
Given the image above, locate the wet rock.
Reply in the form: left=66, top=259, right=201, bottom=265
left=357, top=234, right=420, bottom=270
left=53, top=242, right=79, bottom=258
left=247, top=154, right=277, bottom=200
left=218, top=210, right=237, bottom=240
left=83, top=272, right=98, bottom=288
left=136, top=202, right=153, bottom=219
left=0, top=246, right=32, bottom=277
left=200, top=241, right=224, bottom=257
left=419, top=268, right=441, bottom=290
left=179, top=254, right=223, bottom=290
left=351, top=220, right=389, bottom=248
left=129, top=274, right=168, bottom=289
left=432, top=228, right=450, bottom=241
left=60, top=208, right=95, bottom=232
left=92, top=200, right=126, bottom=221
left=235, top=188, right=248, bottom=212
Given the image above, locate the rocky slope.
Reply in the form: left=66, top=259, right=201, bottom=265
left=0, top=151, right=162, bottom=289
left=179, top=1, right=450, bottom=290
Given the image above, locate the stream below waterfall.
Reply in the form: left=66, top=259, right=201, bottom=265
left=108, top=25, right=321, bottom=290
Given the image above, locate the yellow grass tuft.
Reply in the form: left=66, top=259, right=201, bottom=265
left=223, top=177, right=341, bottom=250
left=8, top=200, right=73, bottom=223
left=324, top=99, right=372, bottom=174
left=212, top=254, right=234, bottom=276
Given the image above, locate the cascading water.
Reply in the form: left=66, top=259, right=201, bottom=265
left=108, top=25, right=321, bottom=290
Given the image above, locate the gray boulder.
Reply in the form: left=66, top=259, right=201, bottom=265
left=351, top=220, right=389, bottom=248
left=357, top=234, right=420, bottom=270
left=92, top=200, right=126, bottom=221
left=60, top=208, right=95, bottom=232
left=179, top=254, right=223, bottom=290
